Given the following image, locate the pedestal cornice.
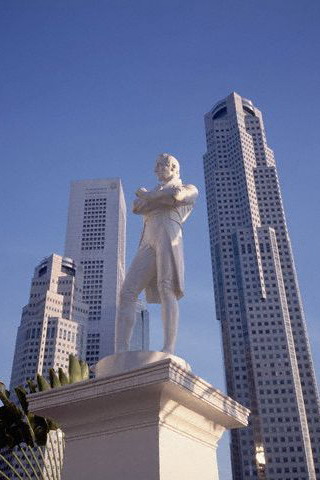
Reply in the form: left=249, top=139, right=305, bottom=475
left=29, top=357, right=249, bottom=430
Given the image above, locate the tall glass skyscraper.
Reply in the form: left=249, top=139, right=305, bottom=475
left=203, top=92, right=320, bottom=480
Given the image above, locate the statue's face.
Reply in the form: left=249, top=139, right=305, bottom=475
left=154, top=159, right=173, bottom=182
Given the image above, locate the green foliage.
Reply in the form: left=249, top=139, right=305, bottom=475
left=0, top=382, right=10, bottom=400
left=0, top=388, right=36, bottom=449
left=58, top=368, right=69, bottom=386
left=49, top=369, right=61, bottom=389
left=0, top=355, right=85, bottom=480
left=36, top=374, right=51, bottom=393
left=0, top=388, right=61, bottom=480
left=0, top=384, right=60, bottom=451
left=26, top=379, right=37, bottom=394
left=0, top=355, right=89, bottom=453
left=68, top=355, right=82, bottom=383
left=80, top=360, right=89, bottom=380
left=56, top=354, right=89, bottom=386
left=14, top=387, right=28, bottom=414
left=28, top=415, right=52, bottom=447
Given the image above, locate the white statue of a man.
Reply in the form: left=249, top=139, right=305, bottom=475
left=115, top=153, right=198, bottom=354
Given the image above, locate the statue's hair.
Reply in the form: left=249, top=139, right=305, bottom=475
left=157, top=153, right=180, bottom=177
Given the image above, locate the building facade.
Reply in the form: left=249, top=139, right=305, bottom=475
left=10, top=254, right=87, bottom=390
left=64, top=178, right=149, bottom=363
left=203, top=92, right=320, bottom=480
left=64, top=178, right=126, bottom=363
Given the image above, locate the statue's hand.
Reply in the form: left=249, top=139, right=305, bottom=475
left=171, top=186, right=182, bottom=196
left=135, top=187, right=149, bottom=199
left=132, top=197, right=146, bottom=213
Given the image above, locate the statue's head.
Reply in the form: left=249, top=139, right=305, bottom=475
left=155, top=153, right=180, bottom=182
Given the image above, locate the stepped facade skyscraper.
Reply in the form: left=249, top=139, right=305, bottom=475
left=203, top=92, right=320, bottom=480
left=64, top=178, right=148, bottom=364
left=10, top=254, right=87, bottom=390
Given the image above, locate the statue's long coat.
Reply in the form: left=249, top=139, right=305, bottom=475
left=133, top=178, right=198, bottom=303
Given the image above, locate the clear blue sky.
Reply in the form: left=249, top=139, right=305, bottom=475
left=1, top=1, right=320, bottom=477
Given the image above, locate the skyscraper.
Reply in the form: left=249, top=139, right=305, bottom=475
left=10, top=254, right=87, bottom=390
left=203, top=93, right=320, bottom=480
left=64, top=178, right=149, bottom=363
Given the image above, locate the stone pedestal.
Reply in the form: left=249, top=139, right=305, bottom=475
left=29, top=355, right=249, bottom=480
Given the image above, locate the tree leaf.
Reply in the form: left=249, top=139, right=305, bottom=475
left=46, top=417, right=59, bottom=431
left=19, top=414, right=36, bottom=447
left=80, top=360, right=89, bottom=380
left=26, top=379, right=37, bottom=394
left=29, top=414, right=48, bottom=446
left=68, top=354, right=82, bottom=383
left=49, top=369, right=61, bottom=389
left=15, top=386, right=29, bottom=414
left=36, top=374, right=51, bottom=392
left=58, top=368, right=69, bottom=385
left=0, top=391, right=11, bottom=407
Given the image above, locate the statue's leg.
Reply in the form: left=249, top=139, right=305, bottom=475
left=158, top=280, right=179, bottom=354
left=115, top=245, right=156, bottom=353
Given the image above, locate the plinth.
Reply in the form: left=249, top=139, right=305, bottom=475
left=29, top=354, right=249, bottom=480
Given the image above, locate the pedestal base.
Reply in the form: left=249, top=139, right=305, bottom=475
left=29, top=355, right=249, bottom=480
left=93, top=350, right=191, bottom=377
